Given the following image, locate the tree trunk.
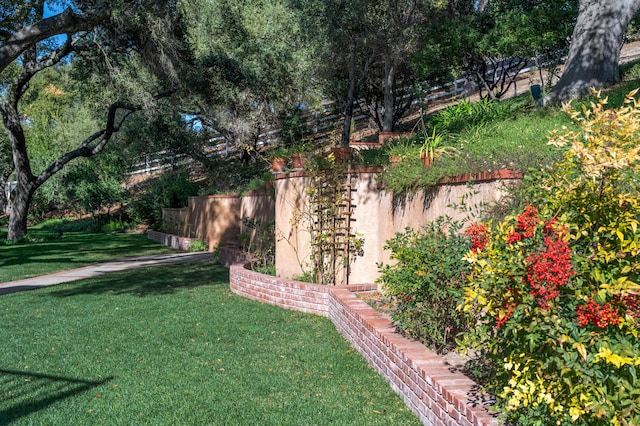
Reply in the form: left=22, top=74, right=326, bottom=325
left=7, top=182, right=33, bottom=241
left=382, top=57, right=395, bottom=132
left=341, top=43, right=358, bottom=147
left=1, top=100, right=37, bottom=241
left=543, top=0, right=640, bottom=105
left=0, top=166, right=11, bottom=214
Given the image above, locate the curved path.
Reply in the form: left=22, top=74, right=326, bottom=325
left=0, top=252, right=212, bottom=295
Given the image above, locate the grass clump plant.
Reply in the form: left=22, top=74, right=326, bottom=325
left=0, top=261, right=421, bottom=425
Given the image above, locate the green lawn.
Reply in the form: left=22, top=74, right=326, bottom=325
left=0, top=261, right=420, bottom=425
left=0, top=231, right=178, bottom=283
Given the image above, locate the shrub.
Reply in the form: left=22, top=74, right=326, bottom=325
left=378, top=217, right=475, bottom=353
left=130, top=169, right=200, bottom=227
left=188, top=239, right=207, bottom=252
left=460, top=91, right=640, bottom=425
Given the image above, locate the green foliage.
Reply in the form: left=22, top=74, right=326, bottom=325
left=353, top=146, right=389, bottom=167
left=63, top=148, right=129, bottom=216
left=188, top=239, right=207, bottom=252
left=199, top=157, right=271, bottom=195
left=378, top=94, right=572, bottom=195
left=130, top=168, right=200, bottom=227
left=413, top=0, right=576, bottom=98
left=460, top=91, right=640, bottom=425
left=240, top=217, right=276, bottom=272
left=431, top=96, right=533, bottom=133
left=378, top=217, right=475, bottom=353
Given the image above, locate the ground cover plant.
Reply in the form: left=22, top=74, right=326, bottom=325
left=0, top=261, right=420, bottom=425
left=0, top=227, right=177, bottom=283
left=460, top=91, right=640, bottom=425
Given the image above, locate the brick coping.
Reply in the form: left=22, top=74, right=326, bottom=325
left=228, top=262, right=498, bottom=426
left=275, top=167, right=523, bottom=185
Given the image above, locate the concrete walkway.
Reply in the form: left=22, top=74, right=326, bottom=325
left=0, top=252, right=213, bottom=295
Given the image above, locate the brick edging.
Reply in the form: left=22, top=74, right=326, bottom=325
left=147, top=230, right=199, bottom=251
left=228, top=261, right=498, bottom=426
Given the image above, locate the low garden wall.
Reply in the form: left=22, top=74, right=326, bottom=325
left=228, top=262, right=498, bottom=426
left=275, top=168, right=522, bottom=285
left=147, top=230, right=198, bottom=251
left=161, top=191, right=275, bottom=252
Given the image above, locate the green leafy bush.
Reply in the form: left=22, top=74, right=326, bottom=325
left=188, top=239, right=207, bottom=252
left=430, top=97, right=529, bottom=134
left=460, top=91, right=640, bottom=425
left=130, top=169, right=200, bottom=227
left=378, top=217, right=475, bottom=353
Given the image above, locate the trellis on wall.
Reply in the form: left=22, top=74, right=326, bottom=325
left=305, top=156, right=364, bottom=285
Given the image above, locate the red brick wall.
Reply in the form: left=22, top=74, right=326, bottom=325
left=228, top=261, right=498, bottom=426
left=328, top=288, right=498, bottom=426
left=229, top=264, right=376, bottom=316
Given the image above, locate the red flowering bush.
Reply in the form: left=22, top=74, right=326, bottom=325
left=460, top=92, right=640, bottom=425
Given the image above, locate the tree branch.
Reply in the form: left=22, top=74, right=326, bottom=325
left=34, top=88, right=176, bottom=187
left=0, top=6, right=111, bottom=74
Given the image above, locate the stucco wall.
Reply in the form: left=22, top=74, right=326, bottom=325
left=160, top=191, right=275, bottom=252
left=275, top=169, right=518, bottom=284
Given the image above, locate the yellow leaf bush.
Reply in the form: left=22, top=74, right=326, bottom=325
left=460, top=91, right=640, bottom=425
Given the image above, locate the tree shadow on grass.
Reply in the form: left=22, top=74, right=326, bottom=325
left=46, top=262, right=230, bottom=298
left=0, top=369, right=113, bottom=424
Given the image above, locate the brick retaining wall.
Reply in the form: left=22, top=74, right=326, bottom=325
left=147, top=230, right=197, bottom=251
left=228, top=262, right=498, bottom=426
left=229, top=263, right=376, bottom=316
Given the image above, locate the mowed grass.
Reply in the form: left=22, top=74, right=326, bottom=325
left=0, top=261, right=421, bottom=425
left=0, top=231, right=178, bottom=283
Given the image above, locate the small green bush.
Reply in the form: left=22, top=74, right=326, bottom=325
left=188, top=239, right=207, bottom=252
left=430, top=97, right=530, bottom=133
left=130, top=169, right=200, bottom=227
left=378, top=216, right=475, bottom=353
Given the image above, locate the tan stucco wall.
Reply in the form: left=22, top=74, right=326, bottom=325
left=275, top=175, right=313, bottom=280
left=161, top=192, right=274, bottom=252
left=275, top=171, right=512, bottom=285
left=240, top=192, right=276, bottom=241
left=188, top=195, right=241, bottom=252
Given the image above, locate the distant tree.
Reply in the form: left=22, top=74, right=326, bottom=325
left=544, top=0, right=640, bottom=104
left=413, top=0, right=577, bottom=101
left=295, top=0, right=443, bottom=141
left=0, top=1, right=185, bottom=241
left=180, top=0, right=316, bottom=159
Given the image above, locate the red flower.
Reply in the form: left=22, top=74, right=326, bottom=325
left=506, top=229, right=522, bottom=245
left=576, top=299, right=621, bottom=328
left=466, top=223, right=489, bottom=253
left=526, top=236, right=574, bottom=308
left=517, top=205, right=539, bottom=238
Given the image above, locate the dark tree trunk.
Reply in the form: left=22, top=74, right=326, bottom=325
left=1, top=100, right=36, bottom=241
left=341, top=43, right=358, bottom=147
left=543, top=0, right=640, bottom=105
left=7, top=182, right=33, bottom=240
left=0, top=165, right=11, bottom=213
left=382, top=56, right=395, bottom=132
